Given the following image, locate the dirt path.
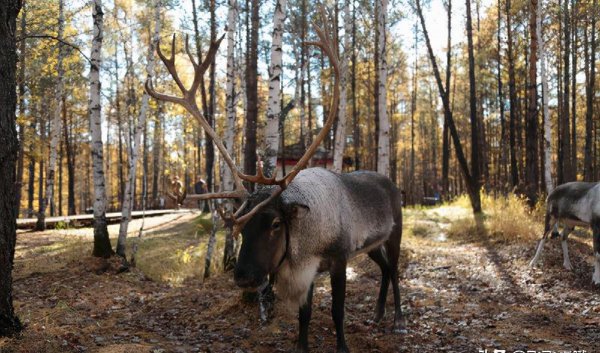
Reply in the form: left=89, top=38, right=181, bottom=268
left=1, top=206, right=598, bottom=353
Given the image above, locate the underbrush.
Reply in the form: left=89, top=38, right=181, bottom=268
left=446, top=192, right=544, bottom=242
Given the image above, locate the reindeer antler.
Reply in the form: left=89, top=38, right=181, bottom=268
left=146, top=11, right=340, bottom=235
left=145, top=33, right=248, bottom=200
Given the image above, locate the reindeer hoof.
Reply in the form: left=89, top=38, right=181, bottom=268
left=373, top=309, right=385, bottom=323
left=294, top=341, right=309, bottom=353
left=563, top=262, right=573, bottom=271
left=393, top=317, right=408, bottom=334
left=593, top=275, right=600, bottom=285
left=336, top=346, right=350, bottom=353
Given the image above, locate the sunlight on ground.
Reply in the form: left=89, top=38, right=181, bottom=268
left=14, top=193, right=560, bottom=290
left=346, top=266, right=358, bottom=281
left=405, top=192, right=548, bottom=243
left=14, top=212, right=228, bottom=286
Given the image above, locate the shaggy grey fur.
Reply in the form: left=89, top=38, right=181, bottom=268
left=275, top=168, right=401, bottom=308
left=530, top=181, right=600, bottom=283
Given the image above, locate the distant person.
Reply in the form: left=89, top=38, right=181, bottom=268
left=170, top=176, right=185, bottom=209
left=401, top=190, right=407, bottom=207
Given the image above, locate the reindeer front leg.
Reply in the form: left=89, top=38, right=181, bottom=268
left=330, top=259, right=350, bottom=353
left=592, top=220, right=600, bottom=285
left=296, top=283, right=314, bottom=353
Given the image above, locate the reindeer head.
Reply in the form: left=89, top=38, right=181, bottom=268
left=145, top=13, right=339, bottom=290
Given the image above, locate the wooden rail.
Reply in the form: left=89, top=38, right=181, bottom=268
left=17, top=209, right=191, bottom=230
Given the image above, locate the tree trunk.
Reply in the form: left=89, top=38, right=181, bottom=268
left=90, top=0, right=113, bottom=258
left=207, top=0, right=217, bottom=192
left=442, top=0, right=452, bottom=197
left=0, top=0, right=23, bottom=336
left=27, top=119, right=35, bottom=217
left=38, top=114, right=44, bottom=217
left=539, top=0, right=553, bottom=193
left=263, top=0, right=287, bottom=175
left=223, top=0, right=239, bottom=270
left=152, top=104, right=162, bottom=205
left=416, top=0, right=481, bottom=214
left=351, top=0, right=359, bottom=170
left=191, top=0, right=211, bottom=192
left=570, top=0, right=577, bottom=177
left=116, top=0, right=160, bottom=258
left=297, top=0, right=307, bottom=149
left=526, top=0, right=539, bottom=204
left=37, top=0, right=65, bottom=230
left=15, top=1, right=26, bottom=217
left=244, top=0, right=259, bottom=178
left=561, top=0, right=572, bottom=183
left=410, top=22, right=418, bottom=204
left=506, top=0, right=519, bottom=187
left=63, top=105, right=76, bottom=214
left=376, top=0, right=390, bottom=176
left=465, top=0, right=481, bottom=212
left=333, top=0, right=351, bottom=173
left=496, top=0, right=507, bottom=190
left=584, top=0, right=596, bottom=181
left=204, top=204, right=219, bottom=279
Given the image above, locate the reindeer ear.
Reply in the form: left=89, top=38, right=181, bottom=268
left=292, top=204, right=310, bottom=219
left=285, top=202, right=309, bottom=220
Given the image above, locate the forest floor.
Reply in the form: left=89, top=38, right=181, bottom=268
left=1, top=202, right=599, bottom=353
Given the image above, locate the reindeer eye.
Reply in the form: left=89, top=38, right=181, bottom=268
left=271, top=219, right=281, bottom=230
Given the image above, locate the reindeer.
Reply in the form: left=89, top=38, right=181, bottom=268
left=529, top=181, right=600, bottom=284
left=145, top=19, right=406, bottom=353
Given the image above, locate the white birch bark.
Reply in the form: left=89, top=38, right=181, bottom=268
left=263, top=0, right=287, bottom=175
left=222, top=0, right=239, bottom=268
left=204, top=203, right=219, bottom=279
left=116, top=0, right=161, bottom=258
left=223, top=0, right=238, bottom=194
left=38, top=0, right=65, bottom=228
left=89, top=0, right=112, bottom=257
left=376, top=0, right=390, bottom=176
left=538, top=0, right=553, bottom=193
left=332, top=0, right=351, bottom=173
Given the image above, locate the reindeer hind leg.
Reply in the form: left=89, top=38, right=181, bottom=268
left=591, top=219, right=600, bottom=285
left=529, top=213, right=556, bottom=267
left=385, top=224, right=406, bottom=333
left=367, top=246, right=390, bottom=323
left=561, top=225, right=574, bottom=271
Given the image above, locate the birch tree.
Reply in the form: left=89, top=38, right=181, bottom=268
left=263, top=0, right=287, bottom=174
left=35, top=0, right=64, bottom=230
left=538, top=0, right=553, bottom=193
left=222, top=0, right=238, bottom=269
left=376, top=0, right=390, bottom=176
left=333, top=0, right=351, bottom=173
left=116, top=0, right=161, bottom=258
left=89, top=0, right=113, bottom=258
